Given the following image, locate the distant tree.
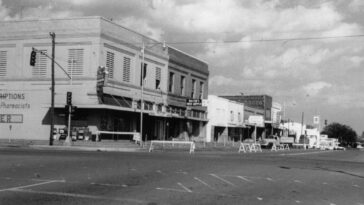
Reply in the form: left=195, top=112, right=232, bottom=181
left=321, top=122, right=357, bottom=146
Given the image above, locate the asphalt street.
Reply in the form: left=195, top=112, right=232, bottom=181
left=0, top=148, right=363, bottom=205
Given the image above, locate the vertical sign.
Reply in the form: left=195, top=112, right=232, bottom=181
left=313, top=116, right=320, bottom=124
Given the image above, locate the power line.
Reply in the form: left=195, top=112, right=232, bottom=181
left=164, top=34, right=364, bottom=45
left=51, top=33, right=364, bottom=49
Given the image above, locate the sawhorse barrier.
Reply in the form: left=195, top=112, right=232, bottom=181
left=238, top=143, right=262, bottom=153
left=271, top=144, right=290, bottom=151
left=292, top=143, right=307, bottom=150
left=149, top=140, right=195, bottom=154
left=95, top=131, right=141, bottom=143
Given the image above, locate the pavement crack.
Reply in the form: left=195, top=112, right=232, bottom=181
left=315, top=167, right=364, bottom=179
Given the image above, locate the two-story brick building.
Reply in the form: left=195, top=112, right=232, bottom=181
left=0, top=17, right=208, bottom=144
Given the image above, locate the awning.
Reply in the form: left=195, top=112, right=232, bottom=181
left=227, top=123, right=246, bottom=128
left=244, top=122, right=264, bottom=128
left=53, top=103, right=138, bottom=113
left=148, top=112, right=172, bottom=118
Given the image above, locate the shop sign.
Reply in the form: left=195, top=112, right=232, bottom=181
left=248, top=115, right=264, bottom=126
left=186, top=99, right=202, bottom=106
left=313, top=116, right=320, bottom=124
left=0, top=92, right=30, bottom=109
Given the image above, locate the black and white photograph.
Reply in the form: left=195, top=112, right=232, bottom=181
left=0, top=0, right=363, bottom=204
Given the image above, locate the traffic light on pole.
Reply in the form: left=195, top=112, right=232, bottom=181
left=71, top=106, right=77, bottom=113
left=66, top=92, right=72, bottom=105
left=30, top=50, right=36, bottom=66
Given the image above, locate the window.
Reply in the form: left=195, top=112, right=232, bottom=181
left=230, top=111, right=234, bottom=122
left=180, top=76, right=186, bottom=96
left=155, top=67, right=161, bottom=89
left=123, top=57, right=131, bottom=82
left=106, top=51, right=114, bottom=78
left=191, top=79, right=196, bottom=98
left=199, top=81, right=204, bottom=99
left=238, top=112, right=241, bottom=122
left=0, top=51, right=7, bottom=77
left=140, top=63, right=147, bottom=86
left=68, top=49, right=84, bottom=76
left=168, top=72, right=174, bottom=93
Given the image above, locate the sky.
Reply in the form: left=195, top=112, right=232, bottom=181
left=1, top=0, right=364, bottom=135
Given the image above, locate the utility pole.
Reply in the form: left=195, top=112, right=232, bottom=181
left=300, top=112, right=304, bottom=136
left=49, top=32, right=55, bottom=146
left=140, top=42, right=145, bottom=147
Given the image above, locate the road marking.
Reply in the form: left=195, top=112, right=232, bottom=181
left=352, top=184, right=360, bottom=188
left=91, top=182, right=128, bottom=187
left=257, top=197, right=263, bottom=201
left=194, top=177, right=214, bottom=190
left=8, top=188, right=146, bottom=204
left=156, top=187, right=188, bottom=193
left=266, top=177, right=274, bottom=181
left=156, top=170, right=165, bottom=174
left=0, top=180, right=64, bottom=192
left=210, top=174, right=236, bottom=187
left=295, top=200, right=301, bottom=203
left=177, top=182, right=192, bottom=193
left=293, top=180, right=304, bottom=184
left=176, top=171, right=188, bottom=175
left=323, top=182, right=328, bottom=185
left=237, top=176, right=253, bottom=183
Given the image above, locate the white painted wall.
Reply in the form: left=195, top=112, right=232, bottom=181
left=206, top=95, right=244, bottom=142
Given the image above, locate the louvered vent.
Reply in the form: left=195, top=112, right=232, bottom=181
left=68, top=49, right=84, bottom=76
left=0, top=51, right=7, bottom=77
left=123, top=57, right=131, bottom=82
left=32, top=50, right=47, bottom=77
left=106, top=51, right=114, bottom=79
left=156, top=67, right=161, bottom=80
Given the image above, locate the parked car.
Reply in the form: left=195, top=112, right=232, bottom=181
left=260, top=135, right=279, bottom=147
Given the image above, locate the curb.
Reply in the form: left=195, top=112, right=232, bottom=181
left=30, top=145, right=147, bottom=152
left=0, top=144, right=147, bottom=153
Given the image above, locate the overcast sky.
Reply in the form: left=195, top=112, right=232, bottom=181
left=1, top=0, right=364, bottom=134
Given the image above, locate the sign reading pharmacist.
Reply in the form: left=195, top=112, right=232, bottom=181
left=0, top=93, right=30, bottom=109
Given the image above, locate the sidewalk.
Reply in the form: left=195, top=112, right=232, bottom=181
left=0, top=139, right=147, bottom=152
left=0, top=139, right=343, bottom=154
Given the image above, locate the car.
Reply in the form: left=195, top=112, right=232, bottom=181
left=334, top=146, right=346, bottom=150
left=260, top=135, right=279, bottom=147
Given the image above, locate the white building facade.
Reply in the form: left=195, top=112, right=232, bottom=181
left=206, top=95, right=244, bottom=143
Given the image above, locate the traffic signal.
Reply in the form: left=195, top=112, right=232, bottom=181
left=30, top=50, right=36, bottom=66
left=64, top=105, right=77, bottom=114
left=71, top=106, right=77, bottom=113
left=66, top=92, right=72, bottom=105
